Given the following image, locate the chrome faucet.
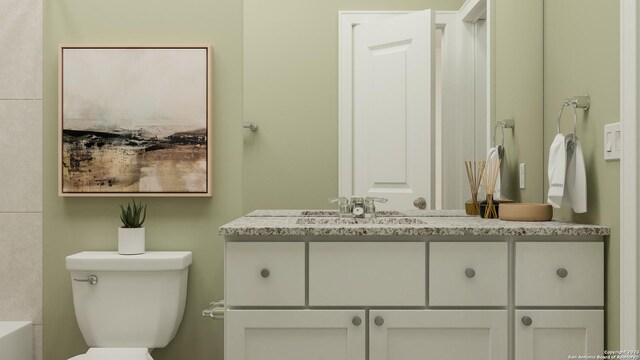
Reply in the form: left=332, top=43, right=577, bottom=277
left=351, top=197, right=365, bottom=218
left=330, top=196, right=388, bottom=218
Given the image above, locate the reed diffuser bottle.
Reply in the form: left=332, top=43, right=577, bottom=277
left=482, top=159, right=501, bottom=219
left=464, top=160, right=485, bottom=216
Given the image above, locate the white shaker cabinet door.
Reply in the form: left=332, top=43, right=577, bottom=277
left=515, top=310, right=604, bottom=360
left=369, top=310, right=507, bottom=360
left=226, top=310, right=366, bottom=360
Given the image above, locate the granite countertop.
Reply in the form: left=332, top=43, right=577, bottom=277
left=219, top=210, right=610, bottom=237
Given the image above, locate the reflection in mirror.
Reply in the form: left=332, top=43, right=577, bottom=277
left=338, top=1, right=489, bottom=210
left=239, top=0, right=546, bottom=213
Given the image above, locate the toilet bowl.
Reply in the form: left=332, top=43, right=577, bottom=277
left=65, top=251, right=192, bottom=360
left=69, top=348, right=153, bottom=360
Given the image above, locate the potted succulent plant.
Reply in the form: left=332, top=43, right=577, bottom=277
left=118, top=199, right=147, bottom=255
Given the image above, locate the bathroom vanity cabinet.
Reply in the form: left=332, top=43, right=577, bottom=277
left=220, top=211, right=609, bottom=360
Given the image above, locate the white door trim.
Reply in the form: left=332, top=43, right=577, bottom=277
left=338, top=4, right=490, bottom=199
left=620, top=0, right=639, bottom=349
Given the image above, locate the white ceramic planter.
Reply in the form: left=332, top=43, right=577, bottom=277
left=118, top=227, right=145, bottom=255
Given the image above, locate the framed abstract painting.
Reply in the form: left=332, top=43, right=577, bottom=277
left=58, top=45, right=211, bottom=197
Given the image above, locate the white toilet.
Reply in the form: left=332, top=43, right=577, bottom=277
left=65, top=251, right=192, bottom=360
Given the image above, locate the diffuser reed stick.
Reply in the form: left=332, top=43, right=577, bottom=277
left=464, top=160, right=485, bottom=215
left=482, top=159, right=502, bottom=219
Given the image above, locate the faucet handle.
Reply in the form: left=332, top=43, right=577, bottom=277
left=329, top=197, right=351, bottom=216
left=364, top=197, right=388, bottom=217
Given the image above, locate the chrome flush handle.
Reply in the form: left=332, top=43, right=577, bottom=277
left=73, top=275, right=98, bottom=285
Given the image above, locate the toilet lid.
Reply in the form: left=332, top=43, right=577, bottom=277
left=69, top=348, right=152, bottom=360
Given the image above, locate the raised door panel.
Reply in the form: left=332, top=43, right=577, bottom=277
left=226, top=310, right=365, bottom=360
left=369, top=310, right=507, bottom=360
left=225, top=242, right=305, bottom=306
left=515, top=310, right=603, bottom=360
left=515, top=242, right=603, bottom=306
left=429, top=242, right=508, bottom=306
left=309, top=242, right=425, bottom=306
left=353, top=10, right=434, bottom=209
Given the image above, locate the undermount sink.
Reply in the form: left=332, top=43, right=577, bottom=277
left=296, top=217, right=425, bottom=225
left=300, top=210, right=406, bottom=217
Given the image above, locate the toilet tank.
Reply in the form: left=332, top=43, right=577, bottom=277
left=66, top=251, right=192, bottom=348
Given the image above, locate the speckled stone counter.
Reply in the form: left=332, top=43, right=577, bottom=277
left=219, top=210, right=610, bottom=237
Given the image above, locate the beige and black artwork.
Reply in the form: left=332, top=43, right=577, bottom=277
left=59, top=46, right=211, bottom=196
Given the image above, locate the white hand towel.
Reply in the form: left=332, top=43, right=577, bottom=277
left=547, top=133, right=566, bottom=208
left=497, top=145, right=511, bottom=201
left=486, top=147, right=500, bottom=199
left=563, top=134, right=587, bottom=213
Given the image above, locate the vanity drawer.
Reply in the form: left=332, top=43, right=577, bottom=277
left=309, top=242, right=425, bottom=306
left=226, top=242, right=305, bottom=306
left=516, top=242, right=603, bottom=306
left=429, top=242, right=508, bottom=306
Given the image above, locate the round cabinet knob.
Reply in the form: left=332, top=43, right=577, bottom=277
left=465, top=268, right=476, bottom=278
left=374, top=316, right=384, bottom=326
left=260, top=268, right=270, bottom=278
left=352, top=316, right=362, bottom=326
left=557, top=268, right=569, bottom=278
left=522, top=316, right=533, bottom=326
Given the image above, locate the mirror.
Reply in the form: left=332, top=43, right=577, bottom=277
left=241, top=0, right=543, bottom=211
left=337, top=6, right=488, bottom=210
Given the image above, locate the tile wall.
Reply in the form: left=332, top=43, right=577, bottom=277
left=0, top=0, right=43, bottom=359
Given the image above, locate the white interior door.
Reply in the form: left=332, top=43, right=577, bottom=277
left=353, top=10, right=435, bottom=209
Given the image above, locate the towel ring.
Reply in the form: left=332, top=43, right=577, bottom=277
left=493, top=119, right=515, bottom=147
left=556, top=103, right=577, bottom=135
left=557, top=95, right=590, bottom=134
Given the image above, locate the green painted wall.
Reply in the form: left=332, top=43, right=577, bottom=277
left=43, top=1, right=463, bottom=360
left=543, top=0, right=620, bottom=349
left=495, top=0, right=544, bottom=203
left=43, top=0, right=243, bottom=359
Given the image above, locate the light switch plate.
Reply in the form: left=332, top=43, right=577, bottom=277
left=519, top=163, right=526, bottom=189
left=604, top=122, right=621, bottom=161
